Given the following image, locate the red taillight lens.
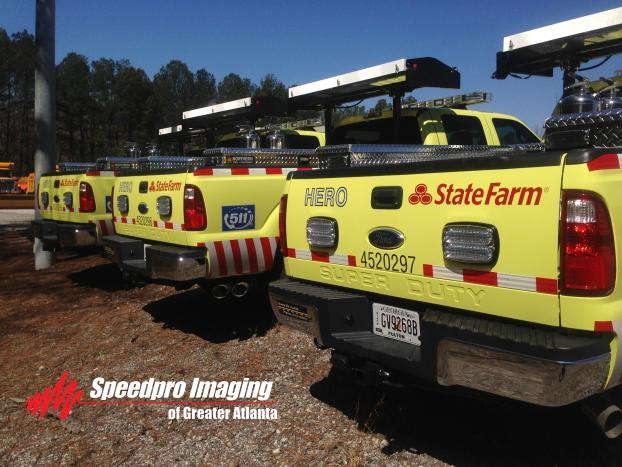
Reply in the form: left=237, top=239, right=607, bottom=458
left=279, top=194, right=288, bottom=257
left=184, top=184, right=206, bottom=231
left=561, top=190, right=615, bottom=295
left=79, top=182, right=96, bottom=212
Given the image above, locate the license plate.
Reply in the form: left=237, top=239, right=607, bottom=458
left=372, top=303, right=421, bottom=346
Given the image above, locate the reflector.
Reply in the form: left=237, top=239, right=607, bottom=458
left=156, top=196, right=172, bottom=217
left=117, top=195, right=129, bottom=215
left=63, top=192, right=73, bottom=208
left=307, top=217, right=338, bottom=249
left=442, top=224, right=497, bottom=264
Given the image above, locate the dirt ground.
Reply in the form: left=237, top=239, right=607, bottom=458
left=0, top=230, right=621, bottom=466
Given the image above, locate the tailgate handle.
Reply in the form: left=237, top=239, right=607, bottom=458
left=139, top=181, right=148, bottom=193
left=371, top=186, right=402, bottom=209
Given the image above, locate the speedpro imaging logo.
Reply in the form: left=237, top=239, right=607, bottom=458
left=25, top=371, right=277, bottom=421
left=222, top=205, right=255, bottom=231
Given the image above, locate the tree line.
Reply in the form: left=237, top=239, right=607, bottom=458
left=0, top=28, right=293, bottom=174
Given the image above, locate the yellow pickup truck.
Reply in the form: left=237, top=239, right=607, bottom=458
left=32, top=159, right=136, bottom=250
left=102, top=96, right=325, bottom=297
left=269, top=11, right=622, bottom=439
left=102, top=60, right=539, bottom=300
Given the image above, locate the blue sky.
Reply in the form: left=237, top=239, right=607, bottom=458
left=4, top=0, right=622, bottom=130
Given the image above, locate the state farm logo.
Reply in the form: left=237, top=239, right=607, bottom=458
left=409, top=182, right=545, bottom=206
left=149, top=180, right=182, bottom=192
left=408, top=184, right=432, bottom=205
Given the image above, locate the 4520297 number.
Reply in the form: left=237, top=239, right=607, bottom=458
left=359, top=251, right=416, bottom=274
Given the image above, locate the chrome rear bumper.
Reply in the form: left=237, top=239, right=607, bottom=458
left=102, top=234, right=206, bottom=282
left=57, top=222, right=97, bottom=248
left=436, top=339, right=610, bottom=407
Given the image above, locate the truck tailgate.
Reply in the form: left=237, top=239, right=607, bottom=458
left=284, top=156, right=564, bottom=327
left=113, top=173, right=188, bottom=244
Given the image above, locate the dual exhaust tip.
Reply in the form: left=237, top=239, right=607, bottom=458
left=211, top=282, right=250, bottom=300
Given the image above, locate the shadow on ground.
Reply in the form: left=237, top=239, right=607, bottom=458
left=67, top=262, right=128, bottom=292
left=143, top=287, right=276, bottom=344
left=310, top=368, right=622, bottom=466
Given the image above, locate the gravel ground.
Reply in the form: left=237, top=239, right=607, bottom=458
left=0, top=231, right=621, bottom=465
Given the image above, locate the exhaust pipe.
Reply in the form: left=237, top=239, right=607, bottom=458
left=211, top=283, right=230, bottom=300
left=231, top=282, right=250, bottom=298
left=582, top=394, right=622, bottom=439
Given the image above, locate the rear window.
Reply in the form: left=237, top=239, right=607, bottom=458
left=218, top=137, right=245, bottom=148
left=441, top=115, right=487, bottom=145
left=282, top=134, right=321, bottom=149
left=493, top=118, right=540, bottom=145
left=332, top=117, right=422, bottom=145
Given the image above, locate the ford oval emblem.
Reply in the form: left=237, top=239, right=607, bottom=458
left=138, top=202, right=148, bottom=214
left=368, top=227, right=404, bottom=250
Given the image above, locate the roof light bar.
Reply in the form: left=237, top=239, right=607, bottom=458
left=96, top=157, right=140, bottom=171
left=201, top=148, right=320, bottom=168
left=182, top=96, right=288, bottom=129
left=405, top=92, right=491, bottom=109
left=137, top=156, right=207, bottom=171
left=57, top=162, right=97, bottom=174
left=289, top=57, right=460, bottom=110
left=494, top=7, right=622, bottom=79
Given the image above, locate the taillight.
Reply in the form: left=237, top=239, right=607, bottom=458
left=79, top=182, right=96, bottom=213
left=561, top=190, right=615, bottom=295
left=184, top=184, right=206, bottom=231
left=279, top=194, right=288, bottom=256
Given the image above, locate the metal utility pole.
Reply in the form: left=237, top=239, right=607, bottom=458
left=33, top=0, right=56, bottom=270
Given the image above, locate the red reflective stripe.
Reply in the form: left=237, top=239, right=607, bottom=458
left=536, top=277, right=558, bottom=294
left=131, top=218, right=136, bottom=224
left=245, top=238, right=259, bottom=273
left=423, top=264, right=433, bottom=277
left=164, top=221, right=173, bottom=230
left=463, top=269, right=498, bottom=286
left=347, top=255, right=356, bottom=266
left=265, top=168, right=283, bottom=174
left=587, top=154, right=621, bottom=171
left=197, top=242, right=205, bottom=247
left=230, top=240, right=243, bottom=275
left=297, top=167, right=312, bottom=171
left=286, top=248, right=296, bottom=258
left=193, top=168, right=214, bottom=176
left=260, top=237, right=273, bottom=270
left=152, top=220, right=158, bottom=227
left=214, top=241, right=227, bottom=276
left=231, top=168, right=250, bottom=175
left=311, top=251, right=329, bottom=262
left=595, top=321, right=614, bottom=332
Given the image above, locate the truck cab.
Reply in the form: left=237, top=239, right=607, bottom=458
left=332, top=105, right=539, bottom=146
